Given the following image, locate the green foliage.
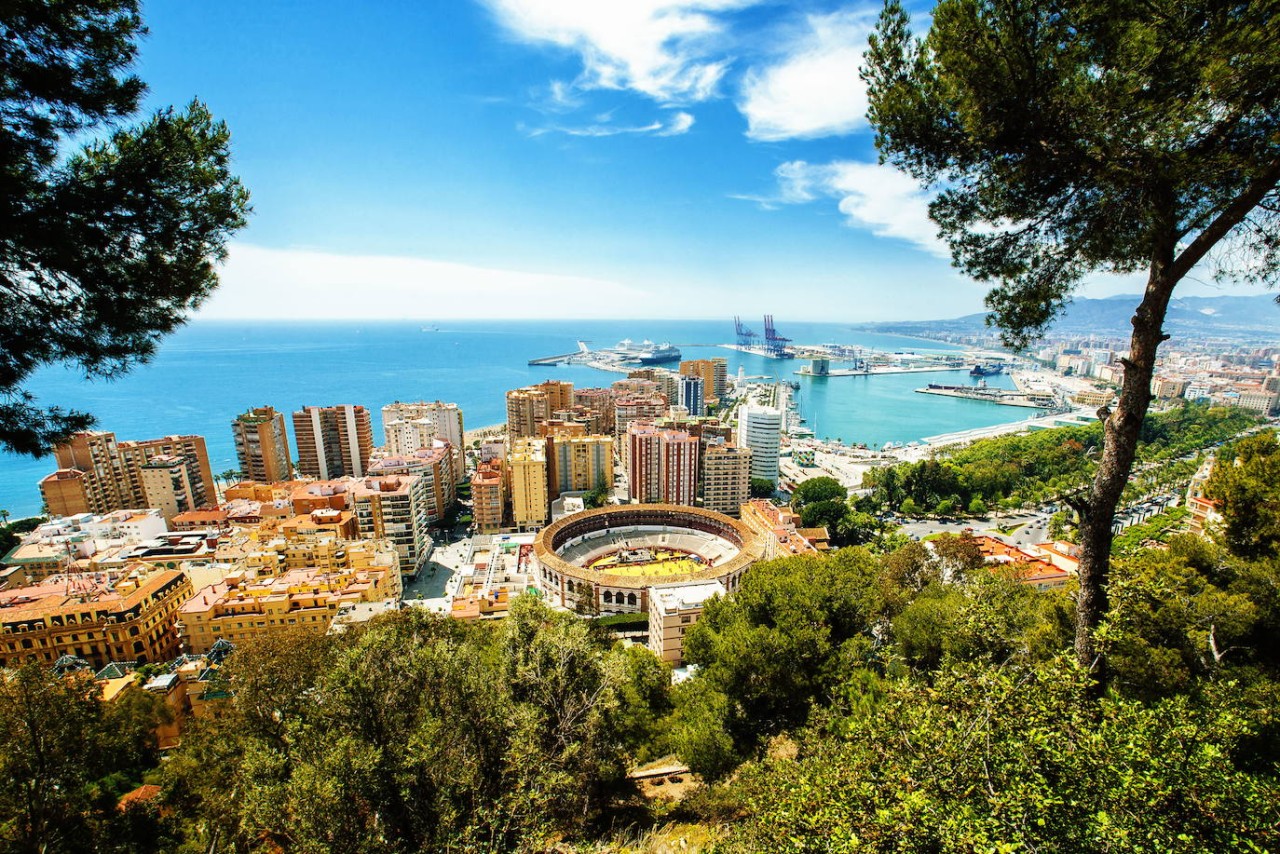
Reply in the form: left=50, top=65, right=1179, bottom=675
left=798, top=498, right=847, bottom=532
left=0, top=0, right=250, bottom=455
left=893, top=572, right=1073, bottom=673
left=583, top=483, right=610, bottom=508
left=749, top=477, right=776, bottom=499
left=1110, top=506, right=1189, bottom=555
left=0, top=663, right=170, bottom=852
left=863, top=405, right=1256, bottom=513
left=675, top=550, right=893, bottom=772
left=722, top=659, right=1280, bottom=853
left=790, top=477, right=846, bottom=509
left=863, top=0, right=1280, bottom=346
left=162, top=601, right=671, bottom=851
left=1206, top=430, right=1280, bottom=560
left=1100, top=536, right=1279, bottom=700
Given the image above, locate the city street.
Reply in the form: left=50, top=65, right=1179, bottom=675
left=402, top=535, right=472, bottom=601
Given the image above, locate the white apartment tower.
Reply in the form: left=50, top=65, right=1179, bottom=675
left=736, top=404, right=782, bottom=484
left=381, top=401, right=464, bottom=453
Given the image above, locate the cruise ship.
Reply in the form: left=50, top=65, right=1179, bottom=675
left=610, top=339, right=682, bottom=365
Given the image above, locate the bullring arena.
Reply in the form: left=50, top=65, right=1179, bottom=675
left=532, top=504, right=768, bottom=613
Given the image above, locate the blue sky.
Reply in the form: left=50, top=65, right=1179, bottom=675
left=132, top=0, right=1251, bottom=322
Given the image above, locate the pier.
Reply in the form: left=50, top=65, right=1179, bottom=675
left=915, top=383, right=1056, bottom=408
left=528, top=351, right=583, bottom=366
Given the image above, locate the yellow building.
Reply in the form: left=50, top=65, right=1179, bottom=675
left=1071, top=388, right=1117, bottom=407
left=140, top=454, right=209, bottom=524
left=740, top=499, right=821, bottom=558
left=547, top=434, right=614, bottom=499
left=509, top=437, right=549, bottom=531
left=0, top=567, right=192, bottom=669
left=176, top=564, right=399, bottom=654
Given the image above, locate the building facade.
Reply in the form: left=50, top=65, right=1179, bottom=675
left=701, top=442, right=751, bottom=517
left=548, top=434, right=614, bottom=498
left=177, top=564, right=399, bottom=654
left=627, top=424, right=698, bottom=506
left=471, top=459, right=506, bottom=534
left=680, top=358, right=727, bottom=404
left=350, top=476, right=432, bottom=578
left=736, top=405, right=783, bottom=484
left=615, top=395, right=667, bottom=438
left=140, top=454, right=209, bottom=524
left=382, top=401, right=464, bottom=459
left=648, top=580, right=725, bottom=665
left=232, top=407, right=292, bottom=484
left=42, top=432, right=215, bottom=518
left=0, top=568, right=192, bottom=669
left=292, top=405, right=373, bottom=479
left=506, top=381, right=573, bottom=439
left=678, top=375, right=705, bottom=417
left=509, top=437, right=549, bottom=531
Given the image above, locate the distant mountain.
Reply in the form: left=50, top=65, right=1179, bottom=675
left=860, top=294, right=1280, bottom=341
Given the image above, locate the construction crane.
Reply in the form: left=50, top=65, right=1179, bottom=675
left=763, top=315, right=792, bottom=357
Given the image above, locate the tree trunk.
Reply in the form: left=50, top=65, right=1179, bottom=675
left=1073, top=258, right=1176, bottom=684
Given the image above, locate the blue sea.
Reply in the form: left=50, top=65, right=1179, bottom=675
left=0, top=319, right=1031, bottom=518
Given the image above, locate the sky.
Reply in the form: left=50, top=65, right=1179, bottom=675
left=132, top=0, right=1260, bottom=323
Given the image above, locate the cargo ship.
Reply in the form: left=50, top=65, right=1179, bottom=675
left=970, top=363, right=1005, bottom=377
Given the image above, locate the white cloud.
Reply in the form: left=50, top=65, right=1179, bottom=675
left=657, top=111, right=695, bottom=135
left=480, top=0, right=755, bottom=103
left=740, top=160, right=946, bottom=256
left=201, top=244, right=648, bottom=319
left=527, top=110, right=694, bottom=138
left=738, top=10, right=874, bottom=141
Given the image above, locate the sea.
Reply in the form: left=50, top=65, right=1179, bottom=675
left=0, top=319, right=1034, bottom=519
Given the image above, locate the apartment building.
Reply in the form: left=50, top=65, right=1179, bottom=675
left=509, top=437, right=549, bottom=531
left=736, top=405, right=783, bottom=484
left=292, top=405, right=373, bottom=479
left=627, top=423, right=698, bottom=506
left=701, top=442, right=751, bottom=517
left=679, top=358, right=728, bottom=403
left=41, top=431, right=215, bottom=517
left=0, top=567, right=192, bottom=669
left=505, top=381, right=574, bottom=439
left=232, top=406, right=292, bottom=483
left=547, top=434, right=614, bottom=498
left=177, top=564, right=399, bottom=654
left=648, top=580, right=725, bottom=665
left=471, top=459, right=506, bottom=534
left=350, top=476, right=432, bottom=578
